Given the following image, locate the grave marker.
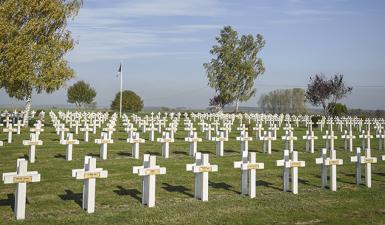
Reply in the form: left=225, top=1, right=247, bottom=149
left=133, top=154, right=166, bottom=207
left=2, top=159, right=41, bottom=220
left=186, top=153, right=218, bottom=201
left=60, top=133, right=80, bottom=161
left=234, top=152, right=264, bottom=198
left=72, top=156, right=108, bottom=213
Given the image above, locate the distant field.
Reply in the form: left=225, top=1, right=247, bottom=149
left=1, top=114, right=385, bottom=224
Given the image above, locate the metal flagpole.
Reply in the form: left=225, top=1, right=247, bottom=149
left=119, top=61, right=123, bottom=118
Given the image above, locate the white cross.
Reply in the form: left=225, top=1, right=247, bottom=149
left=341, top=130, right=356, bottom=152
left=80, top=124, right=93, bottom=142
left=157, top=132, right=174, bottom=158
left=261, top=131, right=276, bottom=154
left=92, top=119, right=100, bottom=134
left=302, top=130, right=318, bottom=153
left=60, top=133, right=80, bottom=161
left=252, top=123, right=264, bottom=140
left=29, top=125, right=44, bottom=140
left=203, top=123, right=214, bottom=140
left=376, top=131, right=385, bottom=151
left=281, top=131, right=297, bottom=153
left=16, top=119, right=24, bottom=135
left=351, top=147, right=377, bottom=188
left=268, top=124, right=279, bottom=139
left=284, top=151, right=305, bottom=194
left=322, top=130, right=337, bottom=151
left=198, top=120, right=207, bottom=132
left=315, top=148, right=328, bottom=188
left=326, top=149, right=343, bottom=191
left=133, top=154, right=166, bottom=207
left=2, top=158, right=41, bottom=220
left=236, top=131, right=253, bottom=154
left=276, top=150, right=290, bottom=192
left=22, top=133, right=43, bottom=163
left=124, top=123, right=137, bottom=139
left=234, top=151, right=264, bottom=198
left=71, top=120, right=81, bottom=134
left=3, top=124, right=17, bottom=143
left=94, top=132, right=113, bottom=160
left=165, top=124, right=178, bottom=139
left=237, top=124, right=247, bottom=133
left=211, top=131, right=228, bottom=156
left=102, top=124, right=116, bottom=139
left=220, top=123, right=232, bottom=139
left=147, top=123, right=157, bottom=141
left=3, top=116, right=12, bottom=127
left=316, top=119, right=324, bottom=132
left=72, top=156, right=108, bottom=213
left=359, top=130, right=373, bottom=151
left=185, top=132, right=202, bottom=156
left=56, top=124, right=69, bottom=141
left=184, top=123, right=196, bottom=137
left=127, top=132, right=145, bottom=159
left=186, top=153, right=218, bottom=201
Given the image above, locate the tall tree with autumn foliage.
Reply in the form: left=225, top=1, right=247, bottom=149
left=0, top=0, right=82, bottom=102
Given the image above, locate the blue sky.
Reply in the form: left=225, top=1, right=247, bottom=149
left=1, top=0, right=385, bottom=109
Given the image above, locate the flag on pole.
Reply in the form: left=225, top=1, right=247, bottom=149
left=117, top=63, right=122, bottom=77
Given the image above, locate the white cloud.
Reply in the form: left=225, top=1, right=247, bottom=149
left=66, top=0, right=225, bottom=62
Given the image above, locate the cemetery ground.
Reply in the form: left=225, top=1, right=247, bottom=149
left=1, top=114, right=385, bottom=224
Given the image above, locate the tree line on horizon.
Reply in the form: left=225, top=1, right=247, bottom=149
left=0, top=1, right=356, bottom=116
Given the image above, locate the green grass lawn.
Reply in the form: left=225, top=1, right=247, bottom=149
left=1, top=115, right=385, bottom=224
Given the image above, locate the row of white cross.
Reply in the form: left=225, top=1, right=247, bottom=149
left=2, top=111, right=385, bottom=221
left=3, top=145, right=382, bottom=220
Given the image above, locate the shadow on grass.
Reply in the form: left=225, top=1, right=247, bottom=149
left=256, top=180, right=281, bottom=191
left=117, top=151, right=131, bottom=157
left=337, top=177, right=356, bottom=185
left=54, top=153, right=66, bottom=159
left=374, top=172, right=385, bottom=177
left=58, top=189, right=82, bottom=208
left=342, top=172, right=356, bottom=178
left=0, top=194, right=15, bottom=211
left=87, top=152, right=100, bottom=157
left=173, top=151, right=188, bottom=156
left=298, top=178, right=318, bottom=188
left=200, top=150, right=212, bottom=154
left=113, top=186, right=141, bottom=203
left=209, top=181, right=240, bottom=194
left=224, top=149, right=238, bottom=153
left=144, top=151, right=160, bottom=156
left=162, top=183, right=194, bottom=197
left=21, top=154, right=29, bottom=160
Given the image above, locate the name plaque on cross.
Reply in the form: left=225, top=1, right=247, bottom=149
left=327, top=159, right=343, bottom=165
left=247, top=163, right=264, bottom=170
left=363, top=158, right=377, bottom=164
left=84, top=172, right=101, bottom=179
left=199, top=166, right=213, bottom=172
left=290, top=161, right=304, bottom=167
left=145, top=169, right=161, bottom=175
left=13, top=176, right=33, bottom=183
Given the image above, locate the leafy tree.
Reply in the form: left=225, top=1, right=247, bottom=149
left=305, top=74, right=352, bottom=116
left=0, top=0, right=82, bottom=101
left=327, top=103, right=347, bottom=117
left=204, top=26, right=265, bottom=113
left=111, top=90, right=143, bottom=112
left=67, top=81, right=96, bottom=109
left=258, top=88, right=306, bottom=114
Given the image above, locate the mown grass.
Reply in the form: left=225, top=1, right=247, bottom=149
left=1, top=114, right=385, bottom=224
